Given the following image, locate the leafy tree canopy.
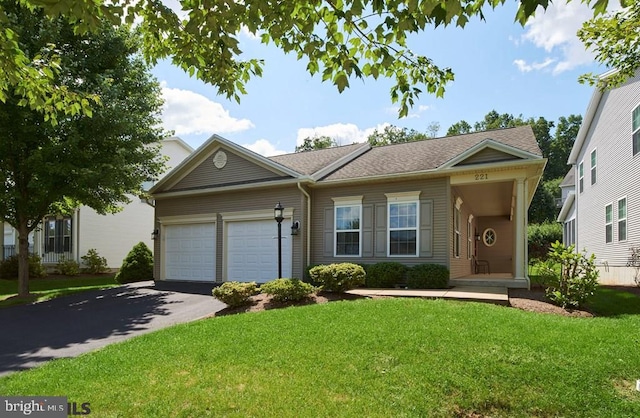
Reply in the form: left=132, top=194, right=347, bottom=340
left=295, top=136, right=337, bottom=152
left=579, top=0, right=640, bottom=88
left=0, top=2, right=166, bottom=296
left=1, top=0, right=634, bottom=123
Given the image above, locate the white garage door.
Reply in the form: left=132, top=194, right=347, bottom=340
left=165, top=223, right=216, bottom=282
left=227, top=219, right=292, bottom=282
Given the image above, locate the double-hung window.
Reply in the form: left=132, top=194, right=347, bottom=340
left=605, top=204, right=613, bottom=244
left=578, top=162, right=584, bottom=193
left=618, top=197, right=627, bottom=241
left=333, top=197, right=362, bottom=256
left=386, top=192, right=420, bottom=256
left=44, top=216, right=72, bottom=253
left=633, top=104, right=640, bottom=156
left=590, top=149, right=597, bottom=185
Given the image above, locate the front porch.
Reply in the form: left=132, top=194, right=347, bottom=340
left=449, top=273, right=529, bottom=289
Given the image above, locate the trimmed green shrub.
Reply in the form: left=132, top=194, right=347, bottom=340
left=528, top=221, right=563, bottom=261
left=539, top=241, right=599, bottom=309
left=213, top=281, right=258, bottom=307
left=308, top=263, right=365, bottom=292
left=115, top=242, right=153, bottom=284
left=406, top=264, right=449, bottom=289
left=0, top=254, right=47, bottom=279
left=365, top=262, right=407, bottom=288
left=260, top=278, right=315, bottom=302
left=81, top=248, right=108, bottom=274
left=55, top=256, right=80, bottom=276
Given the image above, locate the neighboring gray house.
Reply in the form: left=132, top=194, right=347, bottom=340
left=150, top=126, right=546, bottom=289
left=557, top=170, right=576, bottom=247
left=559, top=70, right=640, bottom=285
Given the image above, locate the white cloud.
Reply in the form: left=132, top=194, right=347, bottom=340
left=242, top=139, right=288, bottom=157
left=513, top=58, right=556, bottom=73
left=239, top=25, right=260, bottom=40
left=296, top=123, right=390, bottom=146
left=516, top=2, right=603, bottom=74
left=160, top=84, right=254, bottom=136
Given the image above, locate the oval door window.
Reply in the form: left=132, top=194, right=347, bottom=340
left=483, top=228, right=497, bottom=247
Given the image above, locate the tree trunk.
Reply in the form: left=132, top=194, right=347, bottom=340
left=17, top=221, right=30, bottom=298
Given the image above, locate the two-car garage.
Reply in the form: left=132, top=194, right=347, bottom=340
left=161, top=215, right=292, bottom=283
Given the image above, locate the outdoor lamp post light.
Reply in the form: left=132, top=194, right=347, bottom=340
left=274, top=202, right=284, bottom=278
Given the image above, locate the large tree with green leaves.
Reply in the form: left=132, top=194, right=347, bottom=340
left=0, top=0, right=635, bottom=123
left=0, top=2, right=165, bottom=297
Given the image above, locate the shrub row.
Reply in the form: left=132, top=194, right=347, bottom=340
left=213, top=278, right=316, bottom=307
left=363, top=262, right=449, bottom=289
left=212, top=261, right=450, bottom=307
left=0, top=254, right=47, bottom=279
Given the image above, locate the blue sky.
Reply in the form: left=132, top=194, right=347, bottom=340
left=152, top=1, right=609, bottom=156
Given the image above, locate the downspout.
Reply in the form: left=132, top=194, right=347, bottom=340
left=297, top=182, right=311, bottom=267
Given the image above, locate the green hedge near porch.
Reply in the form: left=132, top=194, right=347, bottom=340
left=406, top=264, right=449, bottom=289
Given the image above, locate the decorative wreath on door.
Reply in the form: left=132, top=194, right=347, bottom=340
left=482, top=228, right=496, bottom=247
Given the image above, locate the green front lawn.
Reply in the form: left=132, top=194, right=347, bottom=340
left=0, top=275, right=118, bottom=307
left=1, top=289, right=639, bottom=417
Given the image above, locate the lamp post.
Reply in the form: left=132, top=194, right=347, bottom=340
left=274, top=202, right=284, bottom=278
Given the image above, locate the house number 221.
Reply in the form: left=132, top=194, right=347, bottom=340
left=475, top=173, right=488, bottom=180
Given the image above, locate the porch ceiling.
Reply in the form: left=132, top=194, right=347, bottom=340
left=454, top=181, right=514, bottom=217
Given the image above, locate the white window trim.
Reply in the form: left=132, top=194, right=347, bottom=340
left=618, top=196, right=627, bottom=242
left=334, top=203, right=362, bottom=257
left=605, top=203, right=613, bottom=244
left=578, top=161, right=584, bottom=193
left=454, top=205, right=461, bottom=258
left=590, top=148, right=597, bottom=186
left=386, top=195, right=420, bottom=257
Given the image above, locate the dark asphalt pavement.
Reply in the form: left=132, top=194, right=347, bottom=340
left=0, top=281, right=225, bottom=376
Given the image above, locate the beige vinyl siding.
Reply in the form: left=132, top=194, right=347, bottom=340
left=171, top=149, right=288, bottom=191
left=456, top=148, right=520, bottom=166
left=575, top=74, right=640, bottom=266
left=476, top=216, right=513, bottom=274
left=154, top=186, right=304, bottom=281
left=449, top=194, right=474, bottom=278
left=310, top=177, right=449, bottom=268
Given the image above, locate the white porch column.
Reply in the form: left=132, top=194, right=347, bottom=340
left=514, top=178, right=528, bottom=284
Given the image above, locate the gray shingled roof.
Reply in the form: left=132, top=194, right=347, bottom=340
left=560, top=169, right=575, bottom=187
left=268, top=143, right=364, bottom=175
left=320, top=126, right=542, bottom=181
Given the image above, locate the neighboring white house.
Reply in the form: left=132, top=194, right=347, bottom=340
left=1, top=137, right=193, bottom=269
left=559, top=70, right=640, bottom=285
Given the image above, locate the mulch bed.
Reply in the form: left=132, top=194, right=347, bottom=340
left=213, top=286, right=640, bottom=318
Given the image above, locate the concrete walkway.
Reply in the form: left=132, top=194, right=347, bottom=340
left=347, top=286, right=509, bottom=305
left=0, top=281, right=225, bottom=377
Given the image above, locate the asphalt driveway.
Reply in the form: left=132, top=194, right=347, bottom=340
left=0, top=281, right=225, bottom=376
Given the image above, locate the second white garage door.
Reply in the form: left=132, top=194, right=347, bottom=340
left=226, top=219, right=292, bottom=282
